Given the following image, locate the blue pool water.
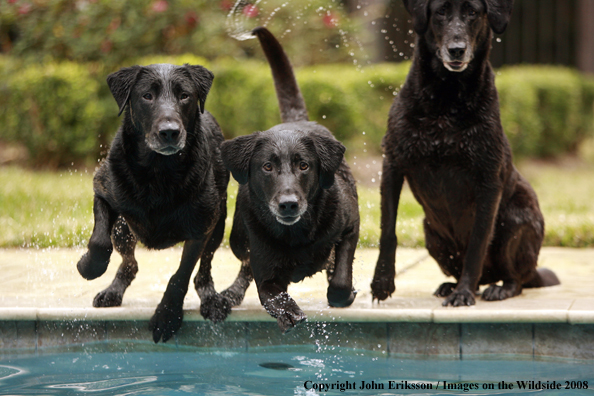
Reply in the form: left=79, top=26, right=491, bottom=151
left=0, top=347, right=592, bottom=395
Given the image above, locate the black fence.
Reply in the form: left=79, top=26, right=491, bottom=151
left=373, top=0, right=594, bottom=73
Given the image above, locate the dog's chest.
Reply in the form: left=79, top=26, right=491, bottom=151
left=389, top=114, right=492, bottom=227
left=286, top=244, right=334, bottom=283
left=124, top=204, right=213, bottom=249
left=391, top=113, right=486, bottom=165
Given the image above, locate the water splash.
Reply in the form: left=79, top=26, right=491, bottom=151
left=226, top=0, right=264, bottom=41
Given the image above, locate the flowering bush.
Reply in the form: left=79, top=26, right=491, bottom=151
left=0, top=0, right=358, bottom=68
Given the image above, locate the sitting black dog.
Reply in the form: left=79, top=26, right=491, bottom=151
left=220, top=27, right=360, bottom=333
left=371, top=0, right=559, bottom=307
left=77, top=62, right=232, bottom=343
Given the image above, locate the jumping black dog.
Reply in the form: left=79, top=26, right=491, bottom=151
left=220, top=27, right=360, bottom=333
left=371, top=0, right=559, bottom=306
left=77, top=63, right=232, bottom=343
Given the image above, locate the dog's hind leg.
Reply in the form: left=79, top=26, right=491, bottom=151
left=221, top=212, right=253, bottom=307
left=77, top=196, right=118, bottom=280
left=194, top=210, right=233, bottom=323
left=483, top=186, right=557, bottom=300
left=93, top=217, right=138, bottom=307
left=327, top=225, right=358, bottom=307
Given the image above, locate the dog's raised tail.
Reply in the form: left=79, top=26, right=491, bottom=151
left=252, top=27, right=308, bottom=123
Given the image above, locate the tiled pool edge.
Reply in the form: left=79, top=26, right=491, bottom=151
left=2, top=305, right=594, bottom=323
left=1, top=320, right=593, bottom=361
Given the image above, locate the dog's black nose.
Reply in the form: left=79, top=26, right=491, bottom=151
left=278, top=195, right=300, bottom=217
left=448, top=45, right=466, bottom=60
left=159, top=128, right=180, bottom=143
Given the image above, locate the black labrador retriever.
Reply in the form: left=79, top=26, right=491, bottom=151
left=77, top=63, right=232, bottom=343
left=220, top=27, right=360, bottom=333
left=371, top=0, right=559, bottom=306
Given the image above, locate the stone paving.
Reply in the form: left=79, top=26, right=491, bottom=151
left=0, top=247, right=592, bottom=324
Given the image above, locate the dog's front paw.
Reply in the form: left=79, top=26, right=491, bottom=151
left=482, top=282, right=521, bottom=301
left=263, top=292, right=307, bottom=333
left=434, top=282, right=457, bottom=297
left=93, top=287, right=123, bottom=307
left=77, top=250, right=110, bottom=280
left=442, top=288, right=475, bottom=307
left=200, top=293, right=232, bottom=323
left=149, top=301, right=184, bottom=343
left=370, top=276, right=395, bottom=302
left=327, top=286, right=356, bottom=308
left=276, top=307, right=307, bottom=334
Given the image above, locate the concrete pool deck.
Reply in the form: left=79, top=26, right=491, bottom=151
left=1, top=247, right=593, bottom=359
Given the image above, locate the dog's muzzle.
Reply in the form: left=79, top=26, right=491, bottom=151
left=439, top=43, right=472, bottom=72
left=147, top=121, right=187, bottom=155
left=271, top=193, right=307, bottom=226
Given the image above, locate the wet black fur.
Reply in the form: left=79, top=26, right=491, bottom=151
left=371, top=0, right=559, bottom=306
left=76, top=63, right=233, bottom=343
left=220, top=27, right=360, bottom=333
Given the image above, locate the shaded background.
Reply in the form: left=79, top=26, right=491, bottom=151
left=0, top=0, right=593, bottom=250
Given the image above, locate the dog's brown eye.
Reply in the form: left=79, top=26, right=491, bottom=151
left=143, top=93, right=153, bottom=101
left=180, top=93, right=190, bottom=100
left=299, top=162, right=309, bottom=171
left=263, top=162, right=273, bottom=172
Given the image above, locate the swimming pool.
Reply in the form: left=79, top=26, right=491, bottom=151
left=1, top=346, right=592, bottom=395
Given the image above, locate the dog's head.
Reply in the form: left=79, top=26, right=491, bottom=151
left=107, top=63, right=213, bottom=155
left=221, top=125, right=345, bottom=226
left=403, top=0, right=513, bottom=72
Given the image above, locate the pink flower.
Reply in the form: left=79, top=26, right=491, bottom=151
left=323, top=11, right=339, bottom=28
left=151, top=0, right=168, bottom=13
left=18, top=3, right=32, bottom=14
left=220, top=0, right=233, bottom=11
left=242, top=4, right=258, bottom=18
left=101, top=39, right=113, bottom=53
left=185, top=11, right=199, bottom=28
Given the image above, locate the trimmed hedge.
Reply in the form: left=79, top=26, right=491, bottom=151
left=0, top=61, right=108, bottom=167
left=0, top=56, right=593, bottom=167
left=497, top=66, right=594, bottom=157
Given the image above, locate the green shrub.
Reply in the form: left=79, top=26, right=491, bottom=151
left=497, top=66, right=594, bottom=157
left=1, top=61, right=107, bottom=167
left=296, top=62, right=409, bottom=151
left=1, top=58, right=593, bottom=167
left=206, top=61, right=410, bottom=151
left=208, top=58, right=279, bottom=138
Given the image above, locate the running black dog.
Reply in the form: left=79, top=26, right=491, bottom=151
left=77, top=63, right=232, bottom=343
left=371, top=0, right=559, bottom=306
left=221, top=27, right=360, bottom=333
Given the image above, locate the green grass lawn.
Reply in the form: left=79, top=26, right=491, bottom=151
left=0, top=159, right=593, bottom=249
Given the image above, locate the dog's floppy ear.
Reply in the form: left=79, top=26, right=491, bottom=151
left=484, top=0, right=514, bottom=34
left=403, top=0, right=430, bottom=35
left=310, top=132, right=346, bottom=190
left=107, top=65, right=143, bottom=117
left=221, top=134, right=259, bottom=185
left=184, top=64, right=214, bottom=114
